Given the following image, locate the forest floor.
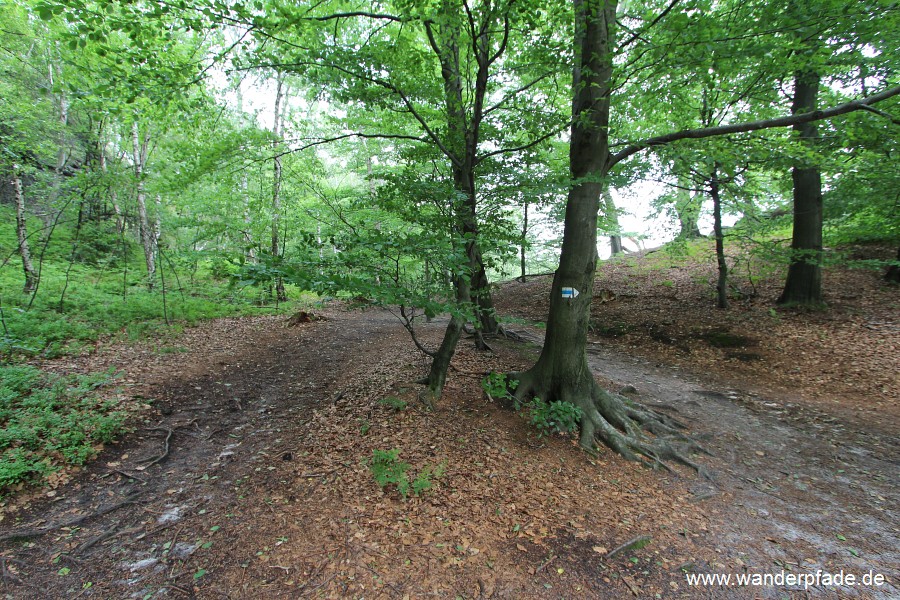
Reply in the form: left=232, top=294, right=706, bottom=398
left=0, top=244, right=897, bottom=599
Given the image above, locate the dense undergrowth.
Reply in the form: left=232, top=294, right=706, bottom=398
left=0, top=366, right=126, bottom=491
left=0, top=208, right=298, bottom=495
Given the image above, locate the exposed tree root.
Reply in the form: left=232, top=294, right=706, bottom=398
left=510, top=370, right=710, bottom=477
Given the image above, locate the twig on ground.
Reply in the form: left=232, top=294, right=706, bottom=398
left=137, top=427, right=173, bottom=468
left=535, top=554, right=557, bottom=573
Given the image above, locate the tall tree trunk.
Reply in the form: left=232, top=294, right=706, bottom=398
left=511, top=0, right=698, bottom=467
left=271, top=74, right=287, bottom=302
left=131, top=120, right=156, bottom=289
left=99, top=143, right=124, bottom=234
left=602, top=187, right=623, bottom=255
left=710, top=164, right=728, bottom=309
left=241, top=170, right=256, bottom=263
left=513, top=0, right=615, bottom=447
left=425, top=4, right=500, bottom=347
left=520, top=202, right=528, bottom=281
left=778, top=69, right=823, bottom=306
left=12, top=168, right=38, bottom=294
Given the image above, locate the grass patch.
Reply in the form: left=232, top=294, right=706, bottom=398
left=0, top=365, right=128, bottom=494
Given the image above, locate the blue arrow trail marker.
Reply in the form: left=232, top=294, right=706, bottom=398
left=561, top=287, right=580, bottom=299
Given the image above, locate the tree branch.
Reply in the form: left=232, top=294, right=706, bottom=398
left=308, top=12, right=403, bottom=22
left=617, top=0, right=683, bottom=51
left=609, top=85, right=900, bottom=168
left=475, top=121, right=570, bottom=165
left=284, top=132, right=427, bottom=156
left=483, top=72, right=554, bottom=116
left=857, top=103, right=900, bottom=126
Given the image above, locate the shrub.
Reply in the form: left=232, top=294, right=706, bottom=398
left=0, top=366, right=127, bottom=493
left=524, top=397, right=583, bottom=437
left=378, top=396, right=408, bottom=411
left=368, top=449, right=445, bottom=499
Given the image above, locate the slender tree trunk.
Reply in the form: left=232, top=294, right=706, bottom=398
left=99, top=145, right=124, bottom=234
left=131, top=120, right=156, bottom=289
left=12, top=168, right=39, bottom=294
left=520, top=202, right=528, bottom=281
left=427, top=4, right=500, bottom=345
left=271, top=74, right=287, bottom=302
left=778, top=69, right=823, bottom=306
left=602, top=187, right=623, bottom=255
left=241, top=170, right=256, bottom=263
left=154, top=194, right=162, bottom=245
left=710, top=164, right=728, bottom=309
left=38, top=58, right=69, bottom=231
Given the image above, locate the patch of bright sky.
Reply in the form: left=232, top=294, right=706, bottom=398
left=215, top=60, right=736, bottom=264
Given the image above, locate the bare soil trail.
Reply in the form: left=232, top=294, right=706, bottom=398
left=0, top=281, right=897, bottom=599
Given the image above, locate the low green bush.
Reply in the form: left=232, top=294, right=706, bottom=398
left=0, top=365, right=128, bottom=493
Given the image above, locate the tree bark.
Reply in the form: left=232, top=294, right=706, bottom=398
left=602, top=188, right=623, bottom=256
left=778, top=69, right=823, bottom=306
left=514, top=0, right=616, bottom=448
left=425, top=3, right=501, bottom=346
left=674, top=186, right=703, bottom=240
left=710, top=165, right=728, bottom=309
left=131, top=120, right=156, bottom=289
left=520, top=202, right=528, bottom=281
left=12, top=167, right=38, bottom=294
left=99, top=143, right=124, bottom=234
left=510, top=0, right=701, bottom=468
left=271, top=73, right=287, bottom=302
left=241, top=170, right=256, bottom=263
left=885, top=246, right=900, bottom=283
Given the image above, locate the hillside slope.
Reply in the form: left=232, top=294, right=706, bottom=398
left=494, top=242, right=899, bottom=434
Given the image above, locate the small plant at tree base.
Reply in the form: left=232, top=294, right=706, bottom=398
left=368, top=449, right=445, bottom=499
left=481, top=372, right=517, bottom=405
left=378, top=396, right=408, bottom=411
left=524, top=397, right=583, bottom=437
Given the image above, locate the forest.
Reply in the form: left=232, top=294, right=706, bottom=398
left=0, top=0, right=898, bottom=598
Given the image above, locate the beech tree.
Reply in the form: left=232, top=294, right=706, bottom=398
left=510, top=0, right=900, bottom=464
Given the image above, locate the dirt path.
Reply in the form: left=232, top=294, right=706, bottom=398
left=582, top=338, right=899, bottom=598
left=0, top=307, right=896, bottom=599
left=0, top=308, right=412, bottom=599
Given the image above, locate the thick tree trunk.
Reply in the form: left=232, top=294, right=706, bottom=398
left=271, top=74, right=287, bottom=302
left=674, top=187, right=703, bottom=240
left=885, top=246, right=900, bottom=283
left=710, top=165, right=728, bottom=309
left=778, top=70, right=823, bottom=306
left=131, top=120, right=156, bottom=289
left=12, top=168, right=38, bottom=294
left=515, top=0, right=615, bottom=447
left=511, top=0, right=701, bottom=468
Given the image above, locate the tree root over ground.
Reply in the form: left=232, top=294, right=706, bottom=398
left=511, top=370, right=710, bottom=476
